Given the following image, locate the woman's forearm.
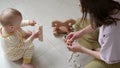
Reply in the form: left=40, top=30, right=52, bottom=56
left=81, top=46, right=101, bottom=60
left=78, top=25, right=94, bottom=37
left=79, top=25, right=101, bottom=59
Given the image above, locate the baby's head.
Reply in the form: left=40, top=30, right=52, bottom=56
left=0, top=8, right=22, bottom=32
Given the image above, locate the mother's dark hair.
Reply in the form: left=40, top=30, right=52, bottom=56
left=79, top=0, right=120, bottom=28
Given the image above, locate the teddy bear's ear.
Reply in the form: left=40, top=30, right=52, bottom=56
left=64, top=19, right=76, bottom=26
left=52, top=20, right=62, bottom=27
left=52, top=21, right=57, bottom=27
left=69, top=19, right=76, bottom=24
left=66, top=19, right=75, bottom=23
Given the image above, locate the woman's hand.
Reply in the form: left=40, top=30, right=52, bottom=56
left=67, top=42, right=101, bottom=60
left=65, top=31, right=81, bottom=45
left=65, top=25, right=94, bottom=45
left=67, top=42, right=84, bottom=53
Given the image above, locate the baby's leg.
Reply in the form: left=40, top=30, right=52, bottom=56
left=23, top=44, right=34, bottom=63
left=22, top=44, right=35, bottom=68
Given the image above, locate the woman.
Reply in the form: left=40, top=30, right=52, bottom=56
left=66, top=0, right=120, bottom=68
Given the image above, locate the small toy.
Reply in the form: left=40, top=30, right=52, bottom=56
left=52, top=19, right=76, bottom=36
left=36, top=24, right=43, bottom=41
left=39, top=25, right=43, bottom=41
left=67, top=39, right=73, bottom=45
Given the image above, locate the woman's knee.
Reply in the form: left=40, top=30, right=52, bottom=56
left=84, top=59, right=107, bottom=68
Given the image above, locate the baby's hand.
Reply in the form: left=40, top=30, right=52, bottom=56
left=32, top=30, right=40, bottom=39
left=29, top=20, right=36, bottom=26
left=26, top=30, right=32, bottom=37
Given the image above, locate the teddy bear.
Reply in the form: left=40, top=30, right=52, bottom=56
left=52, top=19, right=76, bottom=36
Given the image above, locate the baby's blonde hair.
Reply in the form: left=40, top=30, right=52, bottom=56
left=0, top=8, right=22, bottom=26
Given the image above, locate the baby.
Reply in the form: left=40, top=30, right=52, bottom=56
left=0, top=8, right=40, bottom=68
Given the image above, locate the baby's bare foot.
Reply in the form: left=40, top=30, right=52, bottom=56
left=22, top=63, right=35, bottom=68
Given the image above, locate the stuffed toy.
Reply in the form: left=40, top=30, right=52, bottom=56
left=52, top=19, right=76, bottom=36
